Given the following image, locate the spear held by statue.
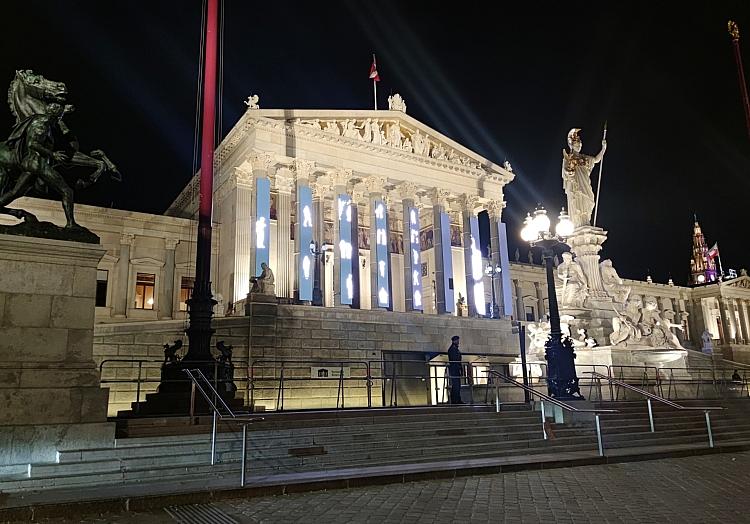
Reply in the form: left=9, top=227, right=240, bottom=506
left=592, top=121, right=607, bottom=227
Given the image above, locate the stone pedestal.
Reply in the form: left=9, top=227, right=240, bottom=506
left=0, top=234, right=114, bottom=465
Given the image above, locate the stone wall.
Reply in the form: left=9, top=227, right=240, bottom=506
left=94, top=305, right=517, bottom=414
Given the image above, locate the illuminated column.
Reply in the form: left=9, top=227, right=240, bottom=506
left=158, top=237, right=179, bottom=319
left=331, top=169, right=353, bottom=306
left=113, top=233, right=134, bottom=317
left=310, top=178, right=330, bottom=306
left=513, top=279, right=524, bottom=321
left=718, top=298, right=731, bottom=345
left=365, top=176, right=390, bottom=309
left=350, top=191, right=363, bottom=309
left=728, top=299, right=739, bottom=343
left=247, top=151, right=275, bottom=289
left=398, top=182, right=422, bottom=312
left=740, top=300, right=750, bottom=345
left=487, top=199, right=512, bottom=317
left=274, top=169, right=294, bottom=298
left=460, top=195, right=484, bottom=317
left=430, top=188, right=454, bottom=315
left=294, top=160, right=315, bottom=302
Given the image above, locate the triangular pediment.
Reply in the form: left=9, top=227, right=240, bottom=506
left=724, top=275, right=750, bottom=289
left=229, top=108, right=514, bottom=181
left=130, top=257, right=164, bottom=268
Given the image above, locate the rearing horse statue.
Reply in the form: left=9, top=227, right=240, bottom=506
left=0, top=69, right=121, bottom=228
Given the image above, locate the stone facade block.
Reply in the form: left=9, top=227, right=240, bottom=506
left=3, top=293, right=52, bottom=328
left=51, top=296, right=96, bottom=329
left=72, top=266, right=97, bottom=298
left=0, top=260, right=74, bottom=296
left=0, top=327, right=69, bottom=361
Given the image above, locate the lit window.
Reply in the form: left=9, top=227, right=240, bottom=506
left=134, top=273, right=155, bottom=310
left=95, top=269, right=108, bottom=307
left=179, top=277, right=195, bottom=311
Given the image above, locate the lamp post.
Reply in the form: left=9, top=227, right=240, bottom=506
left=484, top=263, right=502, bottom=318
left=310, top=240, right=332, bottom=306
left=520, top=206, right=583, bottom=400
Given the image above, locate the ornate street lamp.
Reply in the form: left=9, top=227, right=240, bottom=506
left=484, top=263, right=502, bottom=319
left=310, top=240, right=332, bottom=306
left=520, top=206, right=583, bottom=400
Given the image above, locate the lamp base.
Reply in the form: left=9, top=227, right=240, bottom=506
left=545, top=335, right=584, bottom=400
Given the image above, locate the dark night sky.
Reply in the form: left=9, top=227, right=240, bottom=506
left=2, top=1, right=750, bottom=284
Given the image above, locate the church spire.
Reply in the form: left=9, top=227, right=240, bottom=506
left=691, top=218, right=717, bottom=285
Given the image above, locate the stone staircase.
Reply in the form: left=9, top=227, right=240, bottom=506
left=0, top=405, right=598, bottom=493
left=3, top=399, right=750, bottom=498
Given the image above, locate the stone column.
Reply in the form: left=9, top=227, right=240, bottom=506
left=293, top=160, right=315, bottom=300
left=718, top=298, right=731, bottom=345
left=229, top=166, right=254, bottom=302
left=112, top=233, right=134, bottom=317
left=534, top=281, right=545, bottom=320
left=728, top=299, right=740, bottom=343
left=430, top=188, right=452, bottom=315
left=398, top=183, right=419, bottom=311
left=275, top=169, right=294, bottom=298
left=365, top=176, right=389, bottom=309
left=460, top=194, right=480, bottom=317
left=741, top=300, right=750, bottom=345
left=158, top=237, right=179, bottom=319
left=331, top=169, right=352, bottom=307
left=311, top=177, right=330, bottom=306
left=487, top=199, right=506, bottom=316
left=247, top=151, right=275, bottom=286
left=513, top=279, right=525, bottom=321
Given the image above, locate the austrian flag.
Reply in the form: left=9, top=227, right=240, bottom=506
left=707, top=242, right=720, bottom=259
left=369, top=55, right=380, bottom=82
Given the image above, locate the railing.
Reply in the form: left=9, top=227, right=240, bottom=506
left=182, top=368, right=264, bottom=487
left=99, top=358, right=250, bottom=414
left=99, top=358, right=750, bottom=415
left=586, top=371, right=722, bottom=448
left=486, top=370, right=618, bottom=457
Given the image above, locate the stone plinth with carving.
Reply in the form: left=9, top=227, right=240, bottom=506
left=0, top=234, right=114, bottom=465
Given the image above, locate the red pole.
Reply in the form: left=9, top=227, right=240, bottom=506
left=185, top=0, right=218, bottom=361
left=729, top=21, right=750, bottom=143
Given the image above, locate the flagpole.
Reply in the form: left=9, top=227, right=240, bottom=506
left=592, top=121, right=607, bottom=227
left=717, top=243, right=724, bottom=279
left=372, top=53, right=378, bottom=110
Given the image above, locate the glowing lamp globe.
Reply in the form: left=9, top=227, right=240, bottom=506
left=520, top=213, right=537, bottom=242
left=532, top=207, right=550, bottom=235
left=555, top=208, right=574, bottom=238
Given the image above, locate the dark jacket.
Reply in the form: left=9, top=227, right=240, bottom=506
left=447, top=343, right=463, bottom=376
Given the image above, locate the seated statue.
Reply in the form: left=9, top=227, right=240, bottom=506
left=600, top=259, right=631, bottom=304
left=610, top=298, right=643, bottom=346
left=557, top=252, right=589, bottom=308
left=640, top=296, right=683, bottom=349
left=250, top=262, right=275, bottom=296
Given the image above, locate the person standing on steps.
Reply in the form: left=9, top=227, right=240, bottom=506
left=447, top=335, right=464, bottom=404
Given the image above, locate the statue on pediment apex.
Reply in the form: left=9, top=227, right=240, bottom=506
left=244, top=94, right=259, bottom=109
left=388, top=93, right=407, bottom=113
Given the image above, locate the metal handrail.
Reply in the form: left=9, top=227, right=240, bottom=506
left=586, top=371, right=721, bottom=448
left=486, top=370, right=617, bottom=457
left=183, top=368, right=264, bottom=487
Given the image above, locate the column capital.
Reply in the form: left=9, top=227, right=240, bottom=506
left=293, top=159, right=316, bottom=181
left=311, top=179, right=332, bottom=200
left=120, top=233, right=135, bottom=247
left=363, top=175, right=388, bottom=195
left=395, top=181, right=419, bottom=201
left=233, top=165, right=254, bottom=189
left=274, top=169, right=295, bottom=194
left=328, top=168, right=353, bottom=188
left=486, top=198, right=505, bottom=220
left=247, top=150, right=276, bottom=172
left=459, top=193, right=481, bottom=214
left=428, top=188, right=451, bottom=209
left=165, top=237, right=180, bottom=251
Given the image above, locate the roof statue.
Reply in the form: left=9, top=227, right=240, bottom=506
left=244, top=94, right=259, bottom=109
left=0, top=70, right=120, bottom=243
left=387, top=93, right=406, bottom=113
